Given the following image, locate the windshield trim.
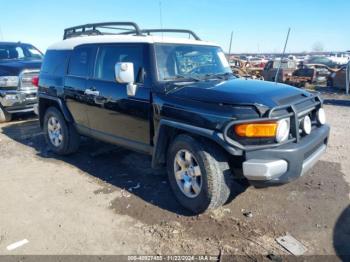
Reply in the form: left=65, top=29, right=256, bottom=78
left=0, top=44, right=43, bottom=61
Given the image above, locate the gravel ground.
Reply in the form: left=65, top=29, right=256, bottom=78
left=0, top=90, right=349, bottom=258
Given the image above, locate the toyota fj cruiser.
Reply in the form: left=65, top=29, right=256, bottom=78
left=0, top=42, right=42, bottom=122
left=38, top=22, right=330, bottom=213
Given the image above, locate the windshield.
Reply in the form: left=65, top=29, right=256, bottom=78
left=272, top=60, right=297, bottom=69
left=154, top=44, right=231, bottom=81
left=0, top=44, right=43, bottom=61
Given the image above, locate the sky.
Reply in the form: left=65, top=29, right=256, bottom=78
left=0, top=0, right=349, bottom=53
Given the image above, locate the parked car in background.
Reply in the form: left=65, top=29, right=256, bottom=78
left=328, top=53, right=350, bottom=65
left=0, top=42, right=42, bottom=122
left=327, top=65, right=348, bottom=89
left=305, top=56, right=339, bottom=69
left=262, top=59, right=297, bottom=82
left=306, top=64, right=333, bottom=83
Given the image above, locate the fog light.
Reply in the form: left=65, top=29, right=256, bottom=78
left=301, top=115, right=312, bottom=135
left=316, top=108, right=326, bottom=125
left=276, top=118, right=290, bottom=142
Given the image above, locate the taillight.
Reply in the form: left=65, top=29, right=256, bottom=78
left=32, top=76, right=39, bottom=87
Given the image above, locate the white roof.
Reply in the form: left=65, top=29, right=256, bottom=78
left=48, top=35, right=220, bottom=50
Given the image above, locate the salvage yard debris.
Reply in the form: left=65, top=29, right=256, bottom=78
left=275, top=234, right=307, bottom=256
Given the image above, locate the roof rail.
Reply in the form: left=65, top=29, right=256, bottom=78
left=120, top=29, right=201, bottom=40
left=140, top=29, right=201, bottom=40
left=63, top=22, right=142, bottom=40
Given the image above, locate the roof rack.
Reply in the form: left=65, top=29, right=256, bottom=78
left=63, top=22, right=201, bottom=41
left=63, top=22, right=142, bottom=40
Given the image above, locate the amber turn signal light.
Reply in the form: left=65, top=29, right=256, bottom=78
left=234, top=122, right=277, bottom=138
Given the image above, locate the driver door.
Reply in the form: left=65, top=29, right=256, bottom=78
left=86, top=44, right=151, bottom=150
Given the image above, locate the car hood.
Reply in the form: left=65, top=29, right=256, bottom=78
left=0, top=59, right=42, bottom=76
left=167, top=78, right=311, bottom=108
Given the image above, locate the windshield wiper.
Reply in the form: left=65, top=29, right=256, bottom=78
left=204, top=72, right=233, bottom=80
left=164, top=74, right=201, bottom=82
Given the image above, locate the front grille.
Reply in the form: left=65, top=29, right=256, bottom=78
left=19, top=70, right=39, bottom=91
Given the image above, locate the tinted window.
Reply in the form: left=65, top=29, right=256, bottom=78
left=94, top=45, right=143, bottom=82
left=41, top=50, right=71, bottom=75
left=68, top=46, right=94, bottom=77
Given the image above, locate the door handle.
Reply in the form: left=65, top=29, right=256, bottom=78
left=84, top=88, right=100, bottom=96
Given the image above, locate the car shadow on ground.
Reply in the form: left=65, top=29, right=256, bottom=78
left=323, top=99, right=350, bottom=107
left=1, top=118, right=248, bottom=221
left=333, top=205, right=350, bottom=259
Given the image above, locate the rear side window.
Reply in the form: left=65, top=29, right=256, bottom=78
left=68, top=46, right=95, bottom=77
left=41, top=50, right=71, bottom=75
left=94, top=45, right=143, bottom=82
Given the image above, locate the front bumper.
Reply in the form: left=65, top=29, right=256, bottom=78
left=242, top=124, right=330, bottom=185
left=0, top=90, right=37, bottom=113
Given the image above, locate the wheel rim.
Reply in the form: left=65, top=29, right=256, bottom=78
left=47, top=116, right=63, bottom=147
left=173, top=149, right=202, bottom=198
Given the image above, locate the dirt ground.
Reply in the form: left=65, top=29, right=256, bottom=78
left=0, top=89, right=349, bottom=259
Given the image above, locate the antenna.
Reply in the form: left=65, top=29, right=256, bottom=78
left=228, top=31, right=233, bottom=59
left=275, top=28, right=291, bottom=84
left=159, top=1, right=164, bottom=38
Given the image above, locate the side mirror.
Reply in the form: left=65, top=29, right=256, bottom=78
left=115, top=62, right=137, bottom=96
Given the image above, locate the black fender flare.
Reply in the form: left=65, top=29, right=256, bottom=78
left=151, top=119, right=242, bottom=168
left=38, top=93, right=74, bottom=127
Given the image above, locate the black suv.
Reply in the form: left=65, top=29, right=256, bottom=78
left=0, top=42, right=42, bottom=122
left=38, top=23, right=330, bottom=213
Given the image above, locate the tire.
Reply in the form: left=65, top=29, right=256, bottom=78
left=43, top=106, right=80, bottom=155
left=0, top=106, right=12, bottom=123
left=167, top=134, right=232, bottom=214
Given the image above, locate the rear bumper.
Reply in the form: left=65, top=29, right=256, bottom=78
left=0, top=90, right=37, bottom=113
left=243, top=124, right=330, bottom=185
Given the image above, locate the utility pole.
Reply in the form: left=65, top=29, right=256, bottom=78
left=275, top=28, right=291, bottom=83
left=346, top=61, right=349, bottom=95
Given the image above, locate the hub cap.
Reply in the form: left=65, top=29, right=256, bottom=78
left=173, top=149, right=202, bottom=198
left=47, top=116, right=63, bottom=147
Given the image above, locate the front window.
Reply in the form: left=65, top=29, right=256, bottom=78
left=0, top=44, right=43, bottom=61
left=154, top=44, right=231, bottom=81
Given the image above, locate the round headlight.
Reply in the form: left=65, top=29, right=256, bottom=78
left=316, top=108, right=326, bottom=125
left=301, top=115, right=312, bottom=135
left=276, top=118, right=290, bottom=143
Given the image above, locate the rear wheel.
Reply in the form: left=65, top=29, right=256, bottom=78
left=43, top=107, right=80, bottom=155
left=0, top=106, right=12, bottom=123
left=167, top=134, right=232, bottom=214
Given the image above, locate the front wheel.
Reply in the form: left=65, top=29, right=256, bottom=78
left=0, top=106, right=12, bottom=123
left=43, top=107, right=80, bottom=155
left=167, top=134, right=232, bottom=214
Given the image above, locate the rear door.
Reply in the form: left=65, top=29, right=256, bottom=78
left=86, top=44, right=151, bottom=151
left=64, top=45, right=96, bottom=130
